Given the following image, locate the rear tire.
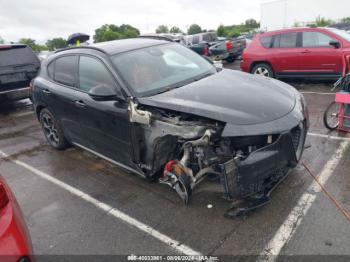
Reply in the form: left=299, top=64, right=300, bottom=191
left=39, top=108, right=69, bottom=150
left=323, top=102, right=340, bottom=130
left=251, top=63, right=274, bottom=78
left=225, top=56, right=236, bottom=63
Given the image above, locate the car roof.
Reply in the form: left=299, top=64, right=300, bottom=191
left=261, top=27, right=331, bottom=36
left=0, top=44, right=28, bottom=49
left=83, top=38, right=170, bottom=55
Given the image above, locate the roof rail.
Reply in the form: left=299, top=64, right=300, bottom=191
left=54, top=45, right=106, bottom=54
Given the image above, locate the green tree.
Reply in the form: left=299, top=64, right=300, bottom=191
left=0, top=36, right=4, bottom=44
left=217, top=25, right=226, bottom=37
left=155, top=25, right=169, bottom=34
left=187, top=24, right=202, bottom=35
left=315, top=16, right=333, bottom=27
left=245, top=19, right=259, bottom=29
left=169, top=26, right=182, bottom=34
left=46, top=37, right=67, bottom=51
left=118, top=24, right=140, bottom=38
left=19, top=38, right=47, bottom=52
left=341, top=17, right=350, bottom=23
left=93, top=24, right=140, bottom=43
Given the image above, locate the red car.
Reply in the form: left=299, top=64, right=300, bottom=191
left=0, top=175, right=33, bottom=262
left=241, top=27, right=350, bottom=79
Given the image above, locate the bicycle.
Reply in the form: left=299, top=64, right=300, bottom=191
left=323, top=73, right=350, bottom=131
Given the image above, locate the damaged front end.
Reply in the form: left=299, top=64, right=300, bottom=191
left=129, top=99, right=307, bottom=217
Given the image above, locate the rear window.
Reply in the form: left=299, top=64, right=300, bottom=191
left=260, top=36, right=272, bottom=48
left=0, top=46, right=39, bottom=67
left=53, top=56, right=78, bottom=86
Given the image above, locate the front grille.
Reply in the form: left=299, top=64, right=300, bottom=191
left=290, top=125, right=301, bottom=152
left=290, top=122, right=305, bottom=160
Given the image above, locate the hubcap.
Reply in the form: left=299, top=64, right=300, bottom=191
left=42, top=113, right=59, bottom=146
left=254, top=67, right=270, bottom=77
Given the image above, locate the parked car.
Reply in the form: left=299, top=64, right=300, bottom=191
left=0, top=44, right=40, bottom=101
left=32, top=38, right=308, bottom=216
left=0, top=175, right=33, bottom=261
left=184, top=32, right=237, bottom=62
left=241, top=27, right=350, bottom=79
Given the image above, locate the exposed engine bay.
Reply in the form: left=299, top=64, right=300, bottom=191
left=129, top=100, right=307, bottom=217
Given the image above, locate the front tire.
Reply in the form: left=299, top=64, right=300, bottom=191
left=323, top=102, right=340, bottom=130
left=251, top=63, right=274, bottom=78
left=39, top=108, right=69, bottom=150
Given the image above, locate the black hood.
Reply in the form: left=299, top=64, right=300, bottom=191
left=138, top=69, right=296, bottom=125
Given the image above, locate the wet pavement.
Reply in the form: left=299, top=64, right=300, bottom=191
left=0, top=61, right=349, bottom=260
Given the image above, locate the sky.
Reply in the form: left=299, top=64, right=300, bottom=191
left=0, top=0, right=264, bottom=44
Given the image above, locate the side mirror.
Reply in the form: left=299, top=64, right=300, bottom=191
left=329, top=40, right=340, bottom=49
left=88, top=84, right=124, bottom=101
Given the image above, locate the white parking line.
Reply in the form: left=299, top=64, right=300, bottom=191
left=10, top=111, right=33, bottom=118
left=0, top=150, right=202, bottom=257
left=300, top=92, right=335, bottom=95
left=308, top=132, right=350, bottom=142
left=259, top=141, right=349, bottom=261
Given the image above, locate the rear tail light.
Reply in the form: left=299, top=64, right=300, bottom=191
left=242, top=52, right=247, bottom=61
left=226, top=41, right=232, bottom=51
left=203, top=46, right=209, bottom=56
left=0, top=183, right=9, bottom=210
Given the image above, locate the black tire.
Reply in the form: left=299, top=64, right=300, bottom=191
left=323, top=102, right=340, bottom=130
left=225, top=56, right=236, bottom=63
left=251, top=63, right=274, bottom=78
left=39, top=108, right=69, bottom=150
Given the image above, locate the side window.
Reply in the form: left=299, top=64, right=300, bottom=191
left=192, top=35, right=200, bottom=44
left=272, top=34, right=281, bottom=48
left=302, top=32, right=334, bottom=47
left=279, top=32, right=298, bottom=48
left=78, top=56, right=117, bottom=92
left=54, top=56, right=78, bottom=86
left=260, top=36, right=272, bottom=48
left=47, top=61, right=54, bottom=78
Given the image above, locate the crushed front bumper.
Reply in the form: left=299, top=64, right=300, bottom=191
left=220, top=128, right=305, bottom=200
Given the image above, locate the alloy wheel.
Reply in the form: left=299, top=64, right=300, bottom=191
left=41, top=113, right=60, bottom=147
left=254, top=67, right=270, bottom=77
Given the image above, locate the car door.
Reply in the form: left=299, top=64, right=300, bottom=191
left=270, top=32, right=301, bottom=75
left=74, top=55, right=133, bottom=166
left=44, top=55, right=85, bottom=144
left=300, top=31, right=343, bottom=77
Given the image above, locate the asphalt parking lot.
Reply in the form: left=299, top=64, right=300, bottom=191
left=0, top=61, right=350, bottom=261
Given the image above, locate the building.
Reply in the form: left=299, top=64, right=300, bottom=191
left=260, top=0, right=350, bottom=31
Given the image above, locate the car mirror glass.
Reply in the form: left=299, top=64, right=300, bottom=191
left=88, top=84, right=123, bottom=101
left=329, top=40, right=340, bottom=48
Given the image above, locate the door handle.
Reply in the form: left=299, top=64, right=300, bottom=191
left=74, top=100, right=86, bottom=108
left=301, top=50, right=311, bottom=53
left=42, top=89, right=51, bottom=94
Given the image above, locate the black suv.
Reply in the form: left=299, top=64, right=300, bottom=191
left=32, top=39, right=308, bottom=215
left=0, top=44, right=40, bottom=101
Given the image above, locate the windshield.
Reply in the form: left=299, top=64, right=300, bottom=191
left=111, top=43, right=216, bottom=97
left=326, top=28, right=350, bottom=42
